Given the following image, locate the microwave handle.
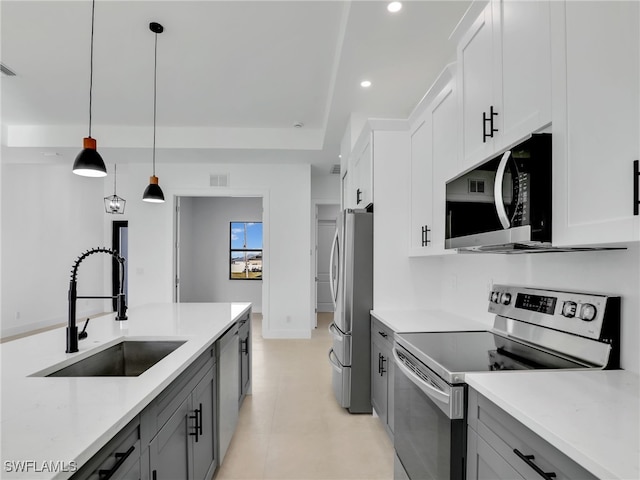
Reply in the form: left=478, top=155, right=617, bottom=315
left=494, top=150, right=512, bottom=229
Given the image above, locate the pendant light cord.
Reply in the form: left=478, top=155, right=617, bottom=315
left=88, top=0, right=95, bottom=138
left=152, top=31, right=158, bottom=176
left=113, top=164, right=117, bottom=194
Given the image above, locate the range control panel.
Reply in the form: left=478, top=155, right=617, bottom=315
left=488, top=284, right=618, bottom=341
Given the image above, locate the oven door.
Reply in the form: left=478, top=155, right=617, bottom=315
left=392, top=345, right=466, bottom=480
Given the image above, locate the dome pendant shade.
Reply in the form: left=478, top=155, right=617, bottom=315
left=142, top=175, right=165, bottom=203
left=73, top=137, right=107, bottom=177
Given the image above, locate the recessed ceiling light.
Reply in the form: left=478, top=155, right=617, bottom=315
left=360, top=80, right=372, bottom=88
left=293, top=122, right=304, bottom=128
left=387, top=2, right=402, bottom=13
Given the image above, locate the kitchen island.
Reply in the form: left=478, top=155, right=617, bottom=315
left=0, top=302, right=251, bottom=479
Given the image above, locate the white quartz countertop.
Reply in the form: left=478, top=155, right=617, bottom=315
left=466, top=370, right=640, bottom=480
left=370, top=308, right=488, bottom=333
left=0, top=302, right=251, bottom=479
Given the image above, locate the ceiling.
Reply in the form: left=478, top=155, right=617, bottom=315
left=1, top=0, right=470, bottom=175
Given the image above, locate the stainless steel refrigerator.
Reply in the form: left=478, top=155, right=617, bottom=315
left=328, top=209, right=373, bottom=413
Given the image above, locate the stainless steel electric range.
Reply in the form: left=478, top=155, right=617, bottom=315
left=392, top=285, right=620, bottom=480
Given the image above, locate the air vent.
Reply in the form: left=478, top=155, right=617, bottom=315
left=0, top=63, right=16, bottom=77
left=210, top=173, right=230, bottom=187
left=330, top=164, right=341, bottom=175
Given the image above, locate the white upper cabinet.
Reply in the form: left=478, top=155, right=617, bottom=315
left=409, top=67, right=457, bottom=256
left=457, top=0, right=551, bottom=171
left=353, top=134, right=373, bottom=209
left=551, top=1, right=639, bottom=246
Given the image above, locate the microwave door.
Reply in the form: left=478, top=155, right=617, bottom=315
left=494, top=150, right=512, bottom=230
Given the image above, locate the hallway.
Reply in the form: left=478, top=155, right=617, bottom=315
left=214, top=313, right=394, bottom=479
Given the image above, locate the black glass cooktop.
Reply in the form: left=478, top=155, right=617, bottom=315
left=395, top=330, right=589, bottom=384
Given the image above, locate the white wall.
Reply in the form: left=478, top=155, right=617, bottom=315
left=110, top=162, right=311, bottom=338
left=179, top=196, right=262, bottom=311
left=1, top=164, right=105, bottom=337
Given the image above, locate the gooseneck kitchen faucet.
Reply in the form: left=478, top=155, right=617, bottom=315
left=67, top=247, right=127, bottom=353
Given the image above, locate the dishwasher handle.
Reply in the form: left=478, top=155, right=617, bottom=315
left=392, top=347, right=450, bottom=406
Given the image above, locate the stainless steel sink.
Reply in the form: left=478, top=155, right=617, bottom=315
left=45, top=340, right=186, bottom=377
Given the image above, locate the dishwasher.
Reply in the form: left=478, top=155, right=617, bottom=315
left=217, top=323, right=239, bottom=464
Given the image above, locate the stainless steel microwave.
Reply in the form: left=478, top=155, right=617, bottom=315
left=445, top=134, right=552, bottom=252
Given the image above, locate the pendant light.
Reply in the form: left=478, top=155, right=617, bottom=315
left=104, top=164, right=126, bottom=214
left=142, top=22, right=165, bottom=203
left=72, top=0, right=107, bottom=177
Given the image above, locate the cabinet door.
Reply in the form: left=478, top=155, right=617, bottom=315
left=409, top=116, right=434, bottom=255
left=149, top=397, right=192, bottom=480
left=551, top=1, right=640, bottom=246
left=370, top=339, right=388, bottom=426
left=430, top=80, right=458, bottom=253
left=467, top=428, right=525, bottom=480
left=458, top=2, right=498, bottom=168
left=497, top=0, right=551, bottom=152
left=354, top=135, right=373, bottom=208
left=192, top=367, right=216, bottom=480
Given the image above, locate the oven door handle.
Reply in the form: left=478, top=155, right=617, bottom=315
left=494, top=150, right=512, bottom=230
left=392, top=347, right=450, bottom=406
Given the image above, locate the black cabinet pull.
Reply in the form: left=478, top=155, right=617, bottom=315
left=378, top=331, right=388, bottom=339
left=189, top=407, right=200, bottom=443
left=98, top=445, right=135, bottom=480
left=421, top=225, right=431, bottom=246
left=152, top=470, right=157, bottom=480
left=377, top=353, right=382, bottom=374
left=356, top=188, right=362, bottom=205
left=198, top=403, right=203, bottom=435
left=380, top=355, right=387, bottom=376
left=513, top=449, right=557, bottom=480
left=482, top=105, right=499, bottom=143
left=634, top=159, right=639, bottom=216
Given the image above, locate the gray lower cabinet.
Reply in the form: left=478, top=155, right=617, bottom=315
left=148, top=365, right=216, bottom=480
left=146, top=348, right=217, bottom=480
left=467, top=388, right=597, bottom=480
left=370, top=316, right=394, bottom=439
left=70, top=417, right=141, bottom=480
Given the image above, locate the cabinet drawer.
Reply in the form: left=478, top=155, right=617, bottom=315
left=468, top=390, right=597, bottom=480
left=370, top=317, right=393, bottom=350
left=72, top=417, right=141, bottom=480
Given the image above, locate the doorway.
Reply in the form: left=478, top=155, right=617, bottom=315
left=315, top=204, right=339, bottom=316
left=175, top=196, right=263, bottom=312
left=112, top=220, right=128, bottom=311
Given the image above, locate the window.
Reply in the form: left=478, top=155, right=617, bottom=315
left=230, top=222, right=263, bottom=280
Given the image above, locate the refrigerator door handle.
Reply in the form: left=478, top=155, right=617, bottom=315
left=329, top=227, right=340, bottom=309
left=328, top=348, right=343, bottom=372
left=328, top=322, right=351, bottom=339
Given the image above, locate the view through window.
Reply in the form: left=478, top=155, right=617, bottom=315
left=230, top=222, right=263, bottom=280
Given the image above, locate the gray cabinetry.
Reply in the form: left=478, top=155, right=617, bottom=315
left=217, top=323, right=239, bottom=465
left=71, top=417, right=141, bottom=480
left=370, top=316, right=394, bottom=439
left=467, top=388, right=597, bottom=480
left=238, top=314, right=251, bottom=406
left=145, top=346, right=217, bottom=480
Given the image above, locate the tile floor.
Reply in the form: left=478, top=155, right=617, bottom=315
left=213, top=313, right=394, bottom=480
